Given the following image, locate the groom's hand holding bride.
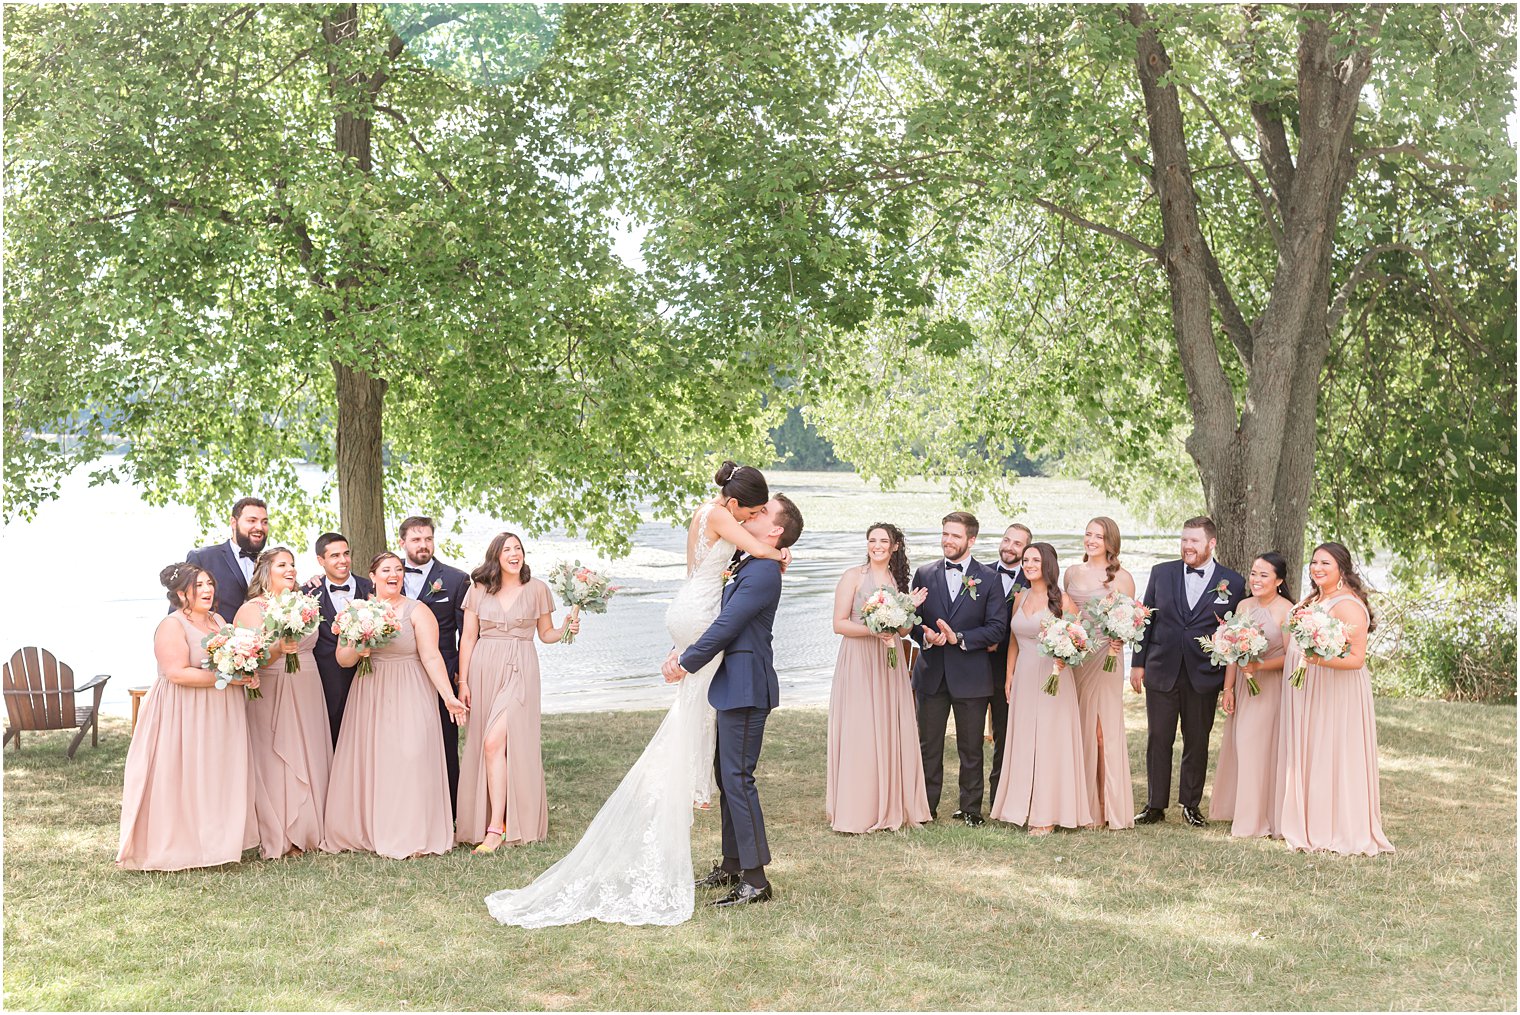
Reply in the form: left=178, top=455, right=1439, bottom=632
left=661, top=649, right=686, bottom=684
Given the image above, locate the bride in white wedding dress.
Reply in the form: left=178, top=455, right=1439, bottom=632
left=484, top=463, right=786, bottom=928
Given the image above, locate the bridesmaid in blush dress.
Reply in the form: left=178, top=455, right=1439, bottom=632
left=1209, top=552, right=1290, bottom=838
left=1275, top=542, right=1394, bottom=856
left=990, top=542, right=1093, bottom=835
left=118, top=563, right=258, bottom=871
left=322, top=552, right=468, bottom=859
left=455, top=533, right=577, bottom=852
left=234, top=547, right=332, bottom=859
left=1063, top=517, right=1136, bottom=830
left=826, top=523, right=931, bottom=833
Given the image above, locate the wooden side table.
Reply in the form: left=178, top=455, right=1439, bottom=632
left=128, top=686, right=151, bottom=734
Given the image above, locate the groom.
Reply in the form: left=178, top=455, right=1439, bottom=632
left=661, top=493, right=805, bottom=908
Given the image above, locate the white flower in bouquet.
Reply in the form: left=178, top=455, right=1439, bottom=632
left=859, top=585, right=922, bottom=669
left=200, top=624, right=270, bottom=700
left=1083, top=590, right=1155, bottom=672
left=1036, top=614, right=1090, bottom=695
left=333, top=600, right=401, bottom=678
left=263, top=590, right=323, bottom=673
left=1285, top=604, right=1350, bottom=688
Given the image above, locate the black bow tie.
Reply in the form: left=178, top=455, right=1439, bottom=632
left=405, top=566, right=423, bottom=574
left=730, top=548, right=743, bottom=565
left=239, top=547, right=259, bottom=561
left=1186, top=565, right=1206, bottom=577
left=997, top=566, right=1018, bottom=577
left=329, top=584, right=350, bottom=592
left=944, top=561, right=964, bottom=572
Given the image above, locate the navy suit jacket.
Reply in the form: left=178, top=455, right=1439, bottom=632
left=680, top=556, right=783, bottom=712
left=1132, top=559, right=1247, bottom=694
left=909, top=557, right=1009, bottom=699
left=406, top=558, right=470, bottom=679
left=182, top=541, right=249, bottom=623
left=987, top=565, right=1032, bottom=684
left=304, top=574, right=375, bottom=677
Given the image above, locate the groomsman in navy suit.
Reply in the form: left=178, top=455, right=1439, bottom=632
left=1130, top=516, right=1246, bottom=827
left=303, top=532, right=374, bottom=747
left=985, top=522, right=1032, bottom=812
left=910, top=511, right=1009, bottom=826
left=399, top=515, right=471, bottom=812
left=182, top=496, right=268, bottom=622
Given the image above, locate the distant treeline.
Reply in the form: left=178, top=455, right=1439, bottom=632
left=768, top=407, right=1047, bottom=476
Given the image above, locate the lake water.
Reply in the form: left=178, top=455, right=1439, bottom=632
left=2, top=459, right=1359, bottom=718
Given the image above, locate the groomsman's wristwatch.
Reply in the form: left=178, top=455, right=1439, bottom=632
left=955, top=631, right=966, bottom=650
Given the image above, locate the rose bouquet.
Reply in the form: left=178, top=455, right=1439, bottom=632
left=1036, top=614, right=1090, bottom=695
left=1196, top=611, right=1271, bottom=695
left=1083, top=590, right=1154, bottom=672
left=263, top=590, right=323, bottom=673
left=334, top=599, right=401, bottom=677
left=545, top=561, right=621, bottom=645
left=1285, top=604, right=1350, bottom=688
left=201, top=624, right=270, bottom=699
left=859, top=585, right=922, bottom=669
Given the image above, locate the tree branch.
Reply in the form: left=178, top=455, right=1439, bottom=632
left=373, top=104, right=459, bottom=195
left=1355, top=143, right=1470, bottom=177
left=1025, top=196, right=1161, bottom=261
left=1179, top=82, right=1284, bottom=248
left=371, top=6, right=470, bottom=96
left=1326, top=242, right=1481, bottom=349
left=1249, top=100, right=1297, bottom=204
left=1203, top=243, right=1253, bottom=364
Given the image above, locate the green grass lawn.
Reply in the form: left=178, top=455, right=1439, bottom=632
left=4, top=697, right=1515, bottom=1011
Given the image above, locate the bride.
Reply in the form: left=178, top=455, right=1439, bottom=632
left=484, top=462, right=788, bottom=927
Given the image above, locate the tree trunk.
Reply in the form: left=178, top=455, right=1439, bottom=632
left=324, top=4, right=386, bottom=561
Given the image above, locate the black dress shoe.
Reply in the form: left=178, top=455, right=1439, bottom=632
left=962, top=812, right=985, bottom=828
left=1181, top=804, right=1207, bottom=827
left=710, top=881, right=773, bottom=907
left=950, top=810, right=966, bottom=821
left=1135, top=806, right=1166, bottom=825
left=694, top=864, right=740, bottom=889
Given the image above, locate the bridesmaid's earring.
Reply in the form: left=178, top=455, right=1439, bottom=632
left=1335, top=579, right=1344, bottom=592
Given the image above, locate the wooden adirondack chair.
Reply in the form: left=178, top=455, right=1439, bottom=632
left=3, top=647, right=110, bottom=758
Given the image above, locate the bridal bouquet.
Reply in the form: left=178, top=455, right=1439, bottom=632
left=263, top=590, right=323, bottom=673
left=546, top=561, right=621, bottom=645
left=860, top=585, right=922, bottom=669
left=1083, top=590, right=1154, bottom=672
left=1036, top=614, right=1090, bottom=695
left=1285, top=604, right=1350, bottom=688
left=1196, top=611, right=1271, bottom=695
left=334, top=600, right=401, bottom=677
left=201, top=624, right=270, bottom=699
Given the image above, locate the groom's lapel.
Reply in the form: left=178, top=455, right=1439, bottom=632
left=946, top=558, right=976, bottom=619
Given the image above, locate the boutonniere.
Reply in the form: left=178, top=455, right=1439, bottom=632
left=962, top=574, right=982, bottom=600
left=428, top=578, right=445, bottom=597
left=721, top=568, right=735, bottom=588
left=1212, top=579, right=1231, bottom=603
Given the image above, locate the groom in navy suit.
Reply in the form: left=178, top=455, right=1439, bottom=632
left=911, top=511, right=1008, bottom=826
left=663, top=493, right=804, bottom=908
left=182, top=496, right=268, bottom=622
left=1130, top=515, right=1245, bottom=827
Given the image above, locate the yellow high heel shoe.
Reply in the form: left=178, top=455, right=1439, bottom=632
left=472, top=826, right=505, bottom=855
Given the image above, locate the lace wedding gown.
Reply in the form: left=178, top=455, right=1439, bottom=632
left=483, top=505, right=729, bottom=927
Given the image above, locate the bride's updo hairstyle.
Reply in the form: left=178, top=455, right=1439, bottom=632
left=715, top=460, right=769, bottom=509
left=160, top=562, right=212, bottom=611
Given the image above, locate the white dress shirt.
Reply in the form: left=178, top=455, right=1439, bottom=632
left=403, top=558, right=435, bottom=600
left=1183, top=557, right=1217, bottom=610
left=228, top=539, right=255, bottom=583
left=996, top=564, right=1023, bottom=597
left=326, top=577, right=356, bottom=613
left=943, top=556, right=974, bottom=602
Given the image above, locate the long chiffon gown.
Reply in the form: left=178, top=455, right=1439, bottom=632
left=989, top=601, right=1093, bottom=830
left=246, top=622, right=332, bottom=858
left=1066, top=574, right=1136, bottom=829
left=826, top=566, right=931, bottom=833
left=1209, top=603, right=1285, bottom=838
left=322, top=598, right=454, bottom=858
left=117, top=612, right=258, bottom=870
left=455, top=578, right=553, bottom=846
left=1274, top=593, right=1394, bottom=856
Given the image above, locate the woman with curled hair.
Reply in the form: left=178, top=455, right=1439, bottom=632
left=1275, top=542, right=1394, bottom=856
left=1063, top=517, right=1137, bottom=829
left=826, top=523, right=931, bottom=833
left=989, top=542, right=1093, bottom=835
left=234, top=547, right=332, bottom=859
left=117, top=563, right=258, bottom=870
left=455, top=532, right=577, bottom=853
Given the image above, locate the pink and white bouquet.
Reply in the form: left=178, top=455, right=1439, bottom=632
left=1036, top=614, right=1090, bottom=695
left=333, top=600, right=401, bottom=678
left=859, top=585, right=922, bottom=669
left=1196, top=611, right=1271, bottom=695
left=1285, top=604, right=1350, bottom=688
left=546, top=561, right=621, bottom=645
left=1083, top=590, right=1154, bottom=672
left=201, top=624, right=270, bottom=699
left=263, top=590, right=323, bottom=673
